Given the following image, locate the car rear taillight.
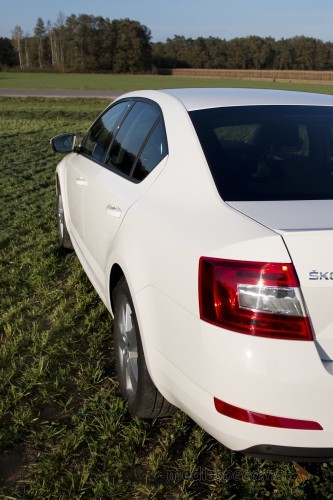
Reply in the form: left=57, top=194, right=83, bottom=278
left=199, top=258, right=313, bottom=340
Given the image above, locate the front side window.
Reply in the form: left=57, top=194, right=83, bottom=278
left=81, top=100, right=131, bottom=162
left=190, top=105, right=333, bottom=201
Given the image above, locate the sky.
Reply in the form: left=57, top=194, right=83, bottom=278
left=1, top=0, right=333, bottom=43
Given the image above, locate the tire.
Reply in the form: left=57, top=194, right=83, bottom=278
left=113, top=277, right=176, bottom=418
left=57, top=183, right=73, bottom=250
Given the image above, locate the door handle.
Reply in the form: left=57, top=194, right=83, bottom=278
left=75, top=177, right=87, bottom=186
left=106, top=203, right=122, bottom=218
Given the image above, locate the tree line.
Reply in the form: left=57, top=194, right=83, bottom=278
left=153, top=35, right=333, bottom=71
left=4, top=14, right=152, bottom=72
left=1, top=13, right=333, bottom=72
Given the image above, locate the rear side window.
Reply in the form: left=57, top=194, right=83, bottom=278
left=190, top=105, right=333, bottom=201
left=81, top=100, right=131, bottom=162
left=132, top=120, right=168, bottom=181
left=105, top=101, right=162, bottom=177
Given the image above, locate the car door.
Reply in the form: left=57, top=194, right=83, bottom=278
left=82, top=100, right=168, bottom=293
left=66, top=99, right=132, bottom=248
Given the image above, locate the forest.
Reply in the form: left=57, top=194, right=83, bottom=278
left=1, top=13, right=333, bottom=72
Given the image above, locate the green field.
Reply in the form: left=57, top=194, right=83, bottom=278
left=1, top=97, right=333, bottom=498
left=2, top=71, right=333, bottom=94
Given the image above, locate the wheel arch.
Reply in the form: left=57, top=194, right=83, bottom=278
left=108, top=262, right=158, bottom=387
left=112, top=274, right=176, bottom=417
left=107, top=254, right=170, bottom=402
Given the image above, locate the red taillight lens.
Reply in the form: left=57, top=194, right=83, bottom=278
left=214, top=398, right=322, bottom=430
left=199, top=258, right=313, bottom=340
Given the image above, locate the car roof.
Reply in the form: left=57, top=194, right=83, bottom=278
left=153, top=88, right=333, bottom=111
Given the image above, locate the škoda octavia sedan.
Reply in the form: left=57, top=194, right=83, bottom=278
left=52, top=88, right=333, bottom=461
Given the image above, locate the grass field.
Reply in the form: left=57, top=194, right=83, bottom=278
left=2, top=71, right=333, bottom=94
left=1, top=97, right=333, bottom=498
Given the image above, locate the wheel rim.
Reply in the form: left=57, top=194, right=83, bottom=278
left=117, top=298, right=139, bottom=397
left=57, top=192, right=64, bottom=238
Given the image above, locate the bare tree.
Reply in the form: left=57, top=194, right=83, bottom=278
left=55, top=11, right=66, bottom=69
left=11, top=25, right=24, bottom=69
left=24, top=34, right=30, bottom=68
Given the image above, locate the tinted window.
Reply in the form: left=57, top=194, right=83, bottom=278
left=106, top=101, right=160, bottom=176
left=132, top=120, right=168, bottom=181
left=190, top=105, right=333, bottom=201
left=81, top=100, right=131, bottom=162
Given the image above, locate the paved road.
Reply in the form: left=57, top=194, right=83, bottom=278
left=0, top=89, right=123, bottom=99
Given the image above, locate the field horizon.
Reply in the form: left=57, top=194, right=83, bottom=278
left=2, top=71, right=333, bottom=95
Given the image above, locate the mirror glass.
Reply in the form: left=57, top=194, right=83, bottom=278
left=51, top=134, right=76, bottom=153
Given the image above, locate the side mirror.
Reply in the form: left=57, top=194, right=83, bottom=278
left=50, top=133, right=77, bottom=153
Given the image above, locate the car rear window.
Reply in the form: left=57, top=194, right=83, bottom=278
left=190, top=105, right=333, bottom=201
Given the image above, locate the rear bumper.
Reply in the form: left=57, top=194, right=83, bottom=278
left=151, top=345, right=333, bottom=461
left=136, top=287, right=333, bottom=460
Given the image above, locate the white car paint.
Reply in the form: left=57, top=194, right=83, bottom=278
left=55, top=88, right=333, bottom=460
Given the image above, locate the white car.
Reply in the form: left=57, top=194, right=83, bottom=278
left=52, top=88, right=333, bottom=461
